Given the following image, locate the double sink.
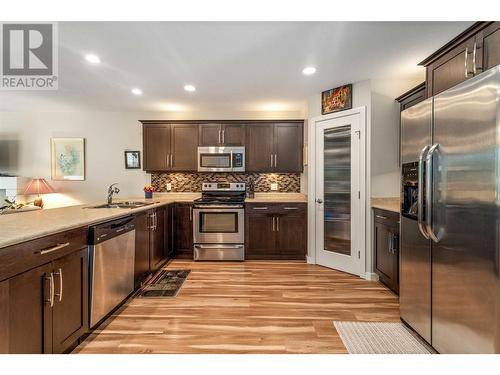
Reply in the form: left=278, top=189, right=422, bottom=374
left=87, top=201, right=155, bottom=209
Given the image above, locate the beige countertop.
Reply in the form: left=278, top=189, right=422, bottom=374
left=371, top=197, right=400, bottom=213
left=245, top=193, right=307, bottom=203
left=0, top=196, right=182, bottom=250
left=0, top=192, right=307, bottom=249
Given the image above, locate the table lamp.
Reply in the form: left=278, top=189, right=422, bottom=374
left=24, top=178, right=55, bottom=208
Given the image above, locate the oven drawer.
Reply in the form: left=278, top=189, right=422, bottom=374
left=193, top=244, right=244, bottom=261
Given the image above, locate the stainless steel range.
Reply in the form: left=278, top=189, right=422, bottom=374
left=193, top=182, right=245, bottom=261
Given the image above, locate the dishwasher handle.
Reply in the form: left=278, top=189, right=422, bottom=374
left=89, top=216, right=136, bottom=245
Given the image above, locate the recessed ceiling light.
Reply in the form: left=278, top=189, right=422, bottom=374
left=85, top=54, right=101, bottom=64
left=131, top=88, right=143, bottom=96
left=302, top=67, right=316, bottom=75
left=184, top=84, right=196, bottom=92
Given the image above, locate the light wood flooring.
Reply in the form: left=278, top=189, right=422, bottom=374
left=74, top=260, right=399, bottom=354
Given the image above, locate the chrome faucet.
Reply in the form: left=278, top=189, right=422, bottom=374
left=107, top=183, right=120, bottom=204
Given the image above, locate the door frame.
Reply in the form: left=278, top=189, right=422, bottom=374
left=307, top=106, right=368, bottom=278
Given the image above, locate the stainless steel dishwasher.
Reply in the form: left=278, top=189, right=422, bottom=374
left=88, top=216, right=136, bottom=328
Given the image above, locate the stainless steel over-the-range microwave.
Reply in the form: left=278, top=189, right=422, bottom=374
left=197, top=146, right=245, bottom=172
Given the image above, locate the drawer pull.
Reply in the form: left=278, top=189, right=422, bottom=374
left=36, top=242, right=70, bottom=255
left=375, top=215, right=388, bottom=220
left=253, top=207, right=268, bottom=210
left=284, top=207, right=298, bottom=210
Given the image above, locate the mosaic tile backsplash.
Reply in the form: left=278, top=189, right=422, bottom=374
left=151, top=173, right=301, bottom=193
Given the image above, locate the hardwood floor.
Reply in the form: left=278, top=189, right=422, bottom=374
left=74, top=260, right=399, bottom=354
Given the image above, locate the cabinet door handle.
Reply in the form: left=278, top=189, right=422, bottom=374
left=276, top=216, right=279, bottom=232
left=388, top=233, right=393, bottom=254
left=274, top=154, right=277, bottom=168
left=189, top=206, right=193, bottom=221
left=45, top=273, right=55, bottom=307
left=375, top=215, right=388, bottom=220
left=222, top=130, right=225, bottom=144
left=284, top=207, right=298, bottom=210
left=270, top=154, right=273, bottom=168
left=253, top=207, right=268, bottom=210
left=218, top=129, right=221, bottom=144
left=54, top=268, right=63, bottom=302
left=272, top=216, right=275, bottom=231
left=36, top=242, right=70, bottom=255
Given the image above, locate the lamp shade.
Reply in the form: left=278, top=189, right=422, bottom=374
left=24, top=178, right=55, bottom=195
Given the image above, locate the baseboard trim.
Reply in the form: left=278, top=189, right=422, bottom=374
left=306, top=255, right=315, bottom=264
left=364, top=272, right=379, bottom=281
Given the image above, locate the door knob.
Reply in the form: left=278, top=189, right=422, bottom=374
left=316, top=199, right=323, bottom=204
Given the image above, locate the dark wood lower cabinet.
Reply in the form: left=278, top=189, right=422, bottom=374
left=0, top=262, right=52, bottom=353
left=134, top=211, right=151, bottom=287
left=245, top=213, right=278, bottom=260
left=374, top=208, right=400, bottom=294
left=245, top=203, right=307, bottom=260
left=51, top=248, right=88, bottom=353
left=277, top=212, right=307, bottom=260
left=0, top=247, right=88, bottom=354
left=174, top=203, right=193, bottom=259
left=150, top=206, right=167, bottom=272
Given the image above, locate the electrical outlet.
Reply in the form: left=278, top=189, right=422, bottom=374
left=270, top=183, right=278, bottom=191
left=166, top=183, right=172, bottom=191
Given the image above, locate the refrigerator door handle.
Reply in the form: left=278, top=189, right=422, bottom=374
left=425, top=143, right=440, bottom=243
left=418, top=145, right=430, bottom=239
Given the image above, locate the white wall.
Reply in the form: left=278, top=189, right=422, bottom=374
left=0, top=109, right=305, bottom=208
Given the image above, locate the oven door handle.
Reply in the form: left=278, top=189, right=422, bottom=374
left=194, top=206, right=244, bottom=210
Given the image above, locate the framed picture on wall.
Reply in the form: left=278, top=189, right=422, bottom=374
left=321, top=84, right=352, bottom=115
left=51, top=138, right=86, bottom=180
left=125, top=150, right=141, bottom=169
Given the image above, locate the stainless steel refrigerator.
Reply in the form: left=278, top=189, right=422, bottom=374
left=400, top=66, right=500, bottom=354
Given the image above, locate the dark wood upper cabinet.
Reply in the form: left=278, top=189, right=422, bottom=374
left=395, top=82, right=426, bottom=111
left=142, top=122, right=198, bottom=172
left=142, top=120, right=303, bottom=173
left=274, top=123, right=303, bottom=172
left=171, top=124, right=199, bottom=171
left=199, top=123, right=222, bottom=146
left=221, top=124, right=245, bottom=146
left=199, top=123, right=245, bottom=146
left=143, top=124, right=171, bottom=171
left=246, top=121, right=303, bottom=173
left=51, top=248, right=88, bottom=354
left=477, top=22, right=500, bottom=71
left=246, top=123, right=275, bottom=172
left=420, top=22, right=500, bottom=97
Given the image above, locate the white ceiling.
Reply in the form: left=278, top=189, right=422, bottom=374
left=0, top=21, right=472, bottom=113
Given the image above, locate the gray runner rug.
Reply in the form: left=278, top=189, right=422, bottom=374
left=334, top=321, right=435, bottom=354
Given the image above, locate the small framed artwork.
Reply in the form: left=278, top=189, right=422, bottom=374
left=51, top=138, right=85, bottom=181
left=321, top=84, right=353, bottom=115
left=125, top=150, right=141, bottom=169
